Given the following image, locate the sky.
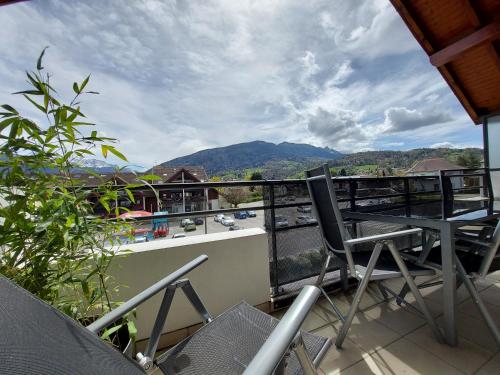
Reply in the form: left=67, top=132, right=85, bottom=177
left=0, top=0, right=483, bottom=169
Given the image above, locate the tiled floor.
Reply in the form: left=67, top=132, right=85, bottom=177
left=272, top=271, right=500, bottom=374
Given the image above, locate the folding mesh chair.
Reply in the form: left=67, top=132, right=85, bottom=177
left=305, top=164, right=443, bottom=348
left=0, top=255, right=331, bottom=375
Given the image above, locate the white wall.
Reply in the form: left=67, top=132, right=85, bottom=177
left=487, top=115, right=500, bottom=200
left=109, top=228, right=270, bottom=341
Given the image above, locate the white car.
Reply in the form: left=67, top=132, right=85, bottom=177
left=221, top=216, right=235, bottom=226
left=172, top=233, right=186, bottom=239
left=295, top=215, right=317, bottom=225
left=214, top=214, right=225, bottom=222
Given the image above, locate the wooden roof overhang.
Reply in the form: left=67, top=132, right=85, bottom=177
left=390, top=0, right=500, bottom=124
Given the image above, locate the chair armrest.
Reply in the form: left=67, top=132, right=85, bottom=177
left=86, top=254, right=208, bottom=334
left=344, top=228, right=422, bottom=246
left=243, top=285, right=321, bottom=375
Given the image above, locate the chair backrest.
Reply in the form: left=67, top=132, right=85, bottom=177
left=0, top=275, right=145, bottom=375
left=478, top=220, right=500, bottom=277
left=305, top=164, right=356, bottom=273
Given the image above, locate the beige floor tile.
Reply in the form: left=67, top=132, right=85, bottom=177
left=313, top=325, right=370, bottom=374
left=403, top=296, right=443, bottom=318
left=406, top=325, right=493, bottom=374
left=437, top=312, right=499, bottom=352
left=485, top=271, right=500, bottom=282
left=458, top=298, right=500, bottom=325
left=476, top=354, right=500, bottom=375
left=328, top=311, right=401, bottom=354
left=368, top=338, right=463, bottom=375
left=333, top=355, right=386, bottom=375
left=480, top=284, right=500, bottom=307
left=363, top=301, right=426, bottom=336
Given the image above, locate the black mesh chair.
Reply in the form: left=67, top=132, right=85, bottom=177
left=0, top=255, right=331, bottom=375
left=305, top=164, right=443, bottom=348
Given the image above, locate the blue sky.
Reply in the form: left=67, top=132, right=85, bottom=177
left=0, top=0, right=483, bottom=168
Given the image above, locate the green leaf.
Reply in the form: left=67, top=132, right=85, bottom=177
left=106, top=146, right=127, bottom=162
left=72, top=82, right=79, bottom=94
left=80, top=75, right=90, bottom=92
left=1, top=104, right=18, bottom=114
left=37, top=46, right=48, bottom=70
left=124, top=188, right=135, bottom=203
left=12, top=90, right=43, bottom=95
left=127, top=321, right=137, bottom=340
left=101, top=324, right=122, bottom=340
left=23, top=94, right=46, bottom=113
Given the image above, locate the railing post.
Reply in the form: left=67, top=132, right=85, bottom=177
left=348, top=179, right=357, bottom=212
left=403, top=178, right=411, bottom=216
left=269, top=183, right=280, bottom=297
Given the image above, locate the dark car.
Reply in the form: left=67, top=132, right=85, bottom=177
left=194, top=217, right=204, bottom=225
left=234, top=211, right=248, bottom=219
left=297, top=206, right=312, bottom=213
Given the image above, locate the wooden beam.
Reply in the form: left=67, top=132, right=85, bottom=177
left=430, top=22, right=500, bottom=67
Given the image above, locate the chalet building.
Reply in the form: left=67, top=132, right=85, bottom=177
left=143, top=166, right=219, bottom=213
left=406, top=158, right=465, bottom=191
left=75, top=166, right=218, bottom=216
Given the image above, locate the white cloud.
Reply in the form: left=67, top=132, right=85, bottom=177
left=383, top=107, right=453, bottom=133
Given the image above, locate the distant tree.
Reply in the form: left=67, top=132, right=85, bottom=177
left=456, top=152, right=481, bottom=169
left=219, top=187, right=249, bottom=208
left=250, top=171, right=263, bottom=180
left=339, top=168, right=347, bottom=176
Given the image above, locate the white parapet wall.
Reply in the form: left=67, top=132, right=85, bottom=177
left=109, top=228, right=270, bottom=341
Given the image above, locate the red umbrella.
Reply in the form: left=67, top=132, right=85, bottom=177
left=119, top=210, right=153, bottom=219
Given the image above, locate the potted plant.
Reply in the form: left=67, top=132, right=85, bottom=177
left=0, top=48, right=140, bottom=354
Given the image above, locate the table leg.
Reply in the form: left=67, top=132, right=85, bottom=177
left=440, top=222, right=457, bottom=346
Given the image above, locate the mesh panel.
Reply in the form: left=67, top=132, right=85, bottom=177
left=0, top=276, right=145, bottom=375
left=157, top=302, right=328, bottom=375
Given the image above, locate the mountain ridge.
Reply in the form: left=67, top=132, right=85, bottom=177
left=161, top=140, right=344, bottom=175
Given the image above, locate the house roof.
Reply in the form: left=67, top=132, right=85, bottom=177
left=406, top=158, right=464, bottom=174
left=146, top=166, right=208, bottom=182
left=390, top=0, right=500, bottom=124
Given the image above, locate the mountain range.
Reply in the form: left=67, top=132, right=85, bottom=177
left=161, top=141, right=344, bottom=175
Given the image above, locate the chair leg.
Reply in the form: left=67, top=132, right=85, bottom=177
left=376, top=281, right=389, bottom=302
left=387, top=241, right=443, bottom=343
left=335, top=242, right=383, bottom=348
left=396, top=282, right=410, bottom=306
left=455, top=256, right=500, bottom=348
left=316, top=253, right=331, bottom=287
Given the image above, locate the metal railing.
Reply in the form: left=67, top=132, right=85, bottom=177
left=91, top=168, right=494, bottom=299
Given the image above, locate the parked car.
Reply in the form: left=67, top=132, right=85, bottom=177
left=221, top=216, right=235, bottom=226
left=246, top=210, right=256, bottom=217
left=194, top=217, right=204, bottom=225
left=229, top=225, right=243, bottom=231
left=172, top=233, right=186, bottom=239
left=275, top=215, right=289, bottom=228
left=183, top=219, right=196, bottom=232
left=297, top=206, right=312, bottom=213
left=180, top=218, right=191, bottom=227
left=295, top=215, right=317, bottom=225
left=234, top=211, right=248, bottom=219
left=214, top=214, right=225, bottom=222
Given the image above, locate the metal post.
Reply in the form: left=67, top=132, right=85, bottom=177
left=144, top=287, right=175, bottom=359
left=348, top=180, right=356, bottom=212
left=269, top=184, right=279, bottom=296
left=180, top=280, right=213, bottom=323
left=204, top=187, right=208, bottom=234
left=440, top=222, right=458, bottom=346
